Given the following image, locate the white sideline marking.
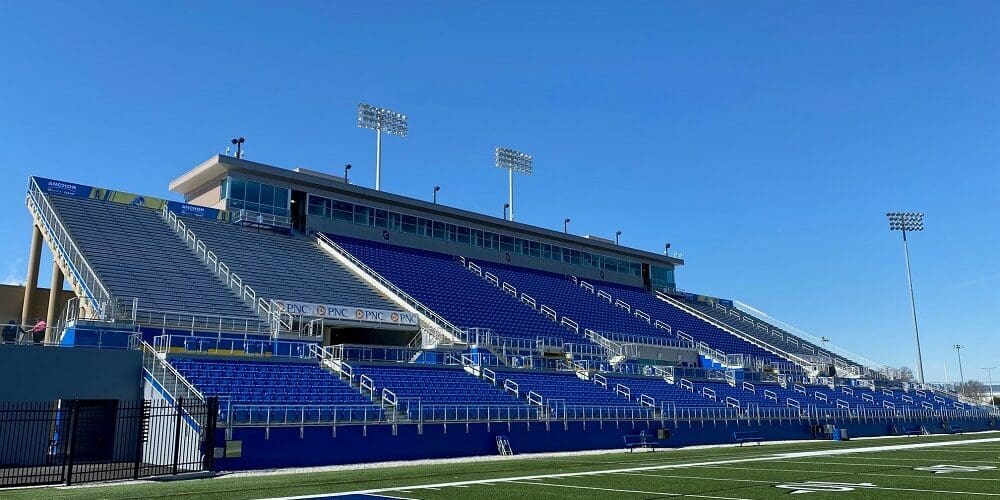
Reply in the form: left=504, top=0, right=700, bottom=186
left=799, top=456, right=1000, bottom=465
left=619, top=471, right=1000, bottom=495
left=693, top=464, right=1000, bottom=482
left=510, top=481, right=756, bottom=500
left=263, top=436, right=1000, bottom=499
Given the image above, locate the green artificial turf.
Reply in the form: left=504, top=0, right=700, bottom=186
left=4, top=432, right=998, bottom=500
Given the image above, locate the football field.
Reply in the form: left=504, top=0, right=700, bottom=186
left=7, top=431, right=1000, bottom=499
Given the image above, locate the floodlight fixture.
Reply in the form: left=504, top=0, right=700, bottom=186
left=615, top=230, right=622, bottom=245
left=433, top=185, right=440, bottom=204
left=983, top=367, right=996, bottom=406
left=503, top=202, right=510, bottom=221
left=344, top=163, right=352, bottom=183
left=358, top=103, right=408, bottom=191
left=954, top=344, right=966, bottom=387
left=495, top=147, right=533, bottom=221
left=886, top=211, right=927, bottom=384
left=563, top=218, right=570, bottom=234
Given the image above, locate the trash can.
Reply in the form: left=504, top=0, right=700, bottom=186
left=832, top=428, right=843, bottom=441
left=839, top=428, right=850, bottom=441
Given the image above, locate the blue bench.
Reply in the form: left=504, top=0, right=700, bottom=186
left=733, top=431, right=763, bottom=446
left=948, top=424, right=964, bottom=434
left=623, top=432, right=662, bottom=452
left=900, top=425, right=925, bottom=436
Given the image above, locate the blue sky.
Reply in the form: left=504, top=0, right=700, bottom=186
left=1, top=2, right=997, bottom=382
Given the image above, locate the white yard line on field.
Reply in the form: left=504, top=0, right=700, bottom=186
left=261, top=435, right=1000, bottom=499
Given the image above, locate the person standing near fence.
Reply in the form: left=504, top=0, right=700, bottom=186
left=1, top=320, right=17, bottom=343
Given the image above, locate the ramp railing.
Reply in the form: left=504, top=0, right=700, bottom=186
left=316, top=232, right=463, bottom=345
left=137, top=336, right=205, bottom=404
left=160, top=205, right=290, bottom=334
left=26, top=178, right=112, bottom=318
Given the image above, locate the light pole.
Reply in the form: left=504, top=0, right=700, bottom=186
left=563, top=218, right=570, bottom=234
left=231, top=137, right=245, bottom=159
left=495, top=147, right=533, bottom=222
left=358, top=103, right=407, bottom=191
left=954, top=344, right=965, bottom=389
left=433, top=186, right=440, bottom=204
left=503, top=203, right=510, bottom=221
left=983, top=367, right=996, bottom=406
left=887, top=211, right=926, bottom=384
left=615, top=230, right=622, bottom=245
left=344, top=163, right=352, bottom=183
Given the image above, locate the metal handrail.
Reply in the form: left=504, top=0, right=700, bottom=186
left=137, top=337, right=205, bottom=403
left=732, top=300, right=895, bottom=379
left=26, top=178, right=112, bottom=317
left=316, top=232, right=464, bottom=341
left=656, top=291, right=817, bottom=371
left=160, top=205, right=290, bottom=333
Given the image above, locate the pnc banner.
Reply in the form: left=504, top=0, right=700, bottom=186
left=274, top=300, right=419, bottom=326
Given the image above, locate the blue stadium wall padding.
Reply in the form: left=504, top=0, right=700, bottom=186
left=60, top=325, right=134, bottom=348
left=213, top=416, right=996, bottom=471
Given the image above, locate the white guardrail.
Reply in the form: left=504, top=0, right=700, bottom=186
left=161, top=205, right=292, bottom=333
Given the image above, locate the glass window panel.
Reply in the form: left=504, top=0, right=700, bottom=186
left=354, top=205, right=371, bottom=225
left=570, top=250, right=581, bottom=266
left=457, top=226, right=471, bottom=244
left=389, top=212, right=402, bottom=231
left=432, top=221, right=446, bottom=240
left=416, top=218, right=432, bottom=237
left=402, top=215, right=418, bottom=234
left=245, top=181, right=261, bottom=204
left=528, top=241, right=540, bottom=258
left=259, top=184, right=275, bottom=207
left=332, top=200, right=353, bottom=221
left=500, top=235, right=514, bottom=252
left=230, top=177, right=245, bottom=201
left=373, top=209, right=389, bottom=228
left=274, top=187, right=289, bottom=209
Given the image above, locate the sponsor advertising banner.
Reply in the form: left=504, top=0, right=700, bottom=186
left=35, top=176, right=226, bottom=221
left=274, top=300, right=419, bottom=326
left=36, top=177, right=90, bottom=198
left=166, top=200, right=225, bottom=221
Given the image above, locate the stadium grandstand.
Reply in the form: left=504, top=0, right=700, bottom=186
left=1, top=153, right=997, bottom=486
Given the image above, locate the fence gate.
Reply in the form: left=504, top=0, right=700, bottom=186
left=0, top=398, right=218, bottom=487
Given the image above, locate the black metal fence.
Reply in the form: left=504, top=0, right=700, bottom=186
left=0, top=398, right=217, bottom=487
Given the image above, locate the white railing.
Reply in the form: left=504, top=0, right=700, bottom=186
left=161, top=205, right=290, bottom=333
left=657, top=292, right=817, bottom=371
left=733, top=300, right=897, bottom=380
left=233, top=209, right=291, bottom=230
left=26, top=178, right=113, bottom=318
left=137, top=337, right=205, bottom=403
left=316, top=232, right=463, bottom=343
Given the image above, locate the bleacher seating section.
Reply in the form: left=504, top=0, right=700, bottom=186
left=605, top=375, right=724, bottom=407
left=497, top=370, right=635, bottom=407
left=46, top=195, right=260, bottom=320
left=680, top=298, right=855, bottom=367
left=181, top=218, right=398, bottom=311
left=170, top=358, right=381, bottom=423
left=351, top=364, right=534, bottom=419
left=328, top=235, right=581, bottom=343
left=586, top=279, right=787, bottom=365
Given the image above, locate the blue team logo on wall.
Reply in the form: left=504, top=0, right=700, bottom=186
left=132, top=196, right=146, bottom=207
left=382, top=230, right=390, bottom=241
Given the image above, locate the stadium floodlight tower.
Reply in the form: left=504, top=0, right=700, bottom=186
left=357, top=103, right=408, bottom=191
left=887, top=211, right=926, bottom=384
left=495, top=147, right=533, bottom=221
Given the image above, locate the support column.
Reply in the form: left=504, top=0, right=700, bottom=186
left=44, top=263, right=64, bottom=343
left=20, top=225, right=43, bottom=326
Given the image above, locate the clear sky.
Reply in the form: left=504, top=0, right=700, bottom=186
left=1, top=1, right=997, bottom=383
